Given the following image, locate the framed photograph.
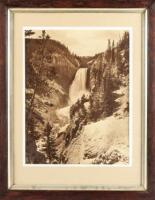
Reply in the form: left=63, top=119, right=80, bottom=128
left=0, top=0, right=154, bottom=199
left=8, top=7, right=147, bottom=190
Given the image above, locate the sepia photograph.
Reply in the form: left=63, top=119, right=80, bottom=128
left=25, top=28, right=130, bottom=165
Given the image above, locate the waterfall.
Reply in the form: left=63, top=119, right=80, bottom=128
left=56, top=68, right=88, bottom=119
left=69, top=68, right=88, bottom=104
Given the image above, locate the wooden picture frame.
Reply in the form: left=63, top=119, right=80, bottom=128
left=0, top=0, right=154, bottom=199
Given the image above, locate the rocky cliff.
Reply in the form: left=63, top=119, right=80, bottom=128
left=26, top=31, right=130, bottom=164
left=61, top=32, right=129, bottom=164
left=25, top=37, right=81, bottom=163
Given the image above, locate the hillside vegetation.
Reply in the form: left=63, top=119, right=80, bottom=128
left=25, top=30, right=129, bottom=164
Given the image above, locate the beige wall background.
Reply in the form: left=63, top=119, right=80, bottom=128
left=10, top=9, right=145, bottom=190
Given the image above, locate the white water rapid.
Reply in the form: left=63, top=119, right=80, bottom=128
left=69, top=68, right=88, bottom=105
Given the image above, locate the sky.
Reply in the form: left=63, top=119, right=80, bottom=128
left=28, top=29, right=126, bottom=56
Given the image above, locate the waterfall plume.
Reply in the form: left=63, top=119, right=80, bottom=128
left=69, top=68, right=88, bottom=104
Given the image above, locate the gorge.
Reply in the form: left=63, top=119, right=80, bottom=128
left=25, top=31, right=129, bottom=164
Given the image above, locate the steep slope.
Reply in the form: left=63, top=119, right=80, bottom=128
left=26, top=31, right=130, bottom=164
left=26, top=38, right=80, bottom=95
left=63, top=116, right=128, bottom=164
left=61, top=32, right=129, bottom=164
left=25, top=38, right=81, bottom=163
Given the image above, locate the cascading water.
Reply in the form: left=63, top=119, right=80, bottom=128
left=69, top=68, right=88, bottom=104
left=56, top=68, right=88, bottom=119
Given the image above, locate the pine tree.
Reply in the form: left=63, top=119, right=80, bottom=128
left=102, top=66, right=114, bottom=117
left=26, top=31, right=56, bottom=164
left=105, top=39, right=112, bottom=62
left=111, top=40, right=115, bottom=63
left=116, top=31, right=129, bottom=76
left=44, top=122, right=58, bottom=163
